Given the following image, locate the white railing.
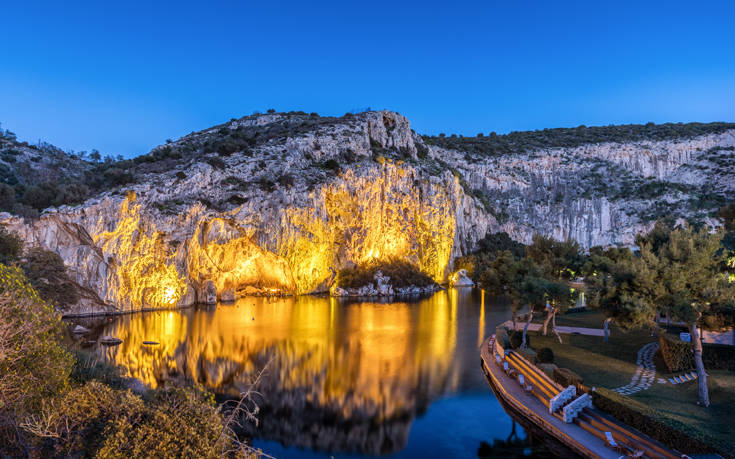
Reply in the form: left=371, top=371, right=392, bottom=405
left=562, top=393, right=593, bottom=423
left=549, top=385, right=576, bottom=414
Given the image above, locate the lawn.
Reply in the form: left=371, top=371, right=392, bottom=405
left=530, top=308, right=608, bottom=329
left=527, top=324, right=735, bottom=456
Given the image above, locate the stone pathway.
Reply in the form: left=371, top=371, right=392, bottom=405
left=502, top=320, right=605, bottom=337
left=612, top=342, right=658, bottom=395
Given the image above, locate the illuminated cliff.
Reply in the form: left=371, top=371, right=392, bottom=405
left=6, top=127, right=476, bottom=313
left=9, top=110, right=728, bottom=314
left=92, top=192, right=187, bottom=311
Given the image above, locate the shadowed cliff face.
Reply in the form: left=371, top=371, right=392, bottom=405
left=1, top=111, right=733, bottom=313
left=72, top=290, right=494, bottom=454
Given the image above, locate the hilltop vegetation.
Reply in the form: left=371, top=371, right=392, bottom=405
left=423, top=121, right=735, bottom=157
left=0, top=111, right=364, bottom=217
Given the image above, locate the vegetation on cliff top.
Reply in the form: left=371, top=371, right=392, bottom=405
left=3, top=116, right=734, bottom=219
left=423, top=121, right=735, bottom=157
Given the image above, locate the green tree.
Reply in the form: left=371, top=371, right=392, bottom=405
left=0, top=226, right=22, bottom=264
left=526, top=234, right=584, bottom=280
left=0, top=183, right=15, bottom=212
left=638, top=225, right=735, bottom=406
left=583, top=246, right=646, bottom=342
left=585, top=248, right=657, bottom=342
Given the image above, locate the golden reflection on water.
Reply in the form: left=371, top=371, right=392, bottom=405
left=91, top=288, right=504, bottom=453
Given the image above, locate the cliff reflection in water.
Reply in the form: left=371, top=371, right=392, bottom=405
left=91, top=288, right=498, bottom=454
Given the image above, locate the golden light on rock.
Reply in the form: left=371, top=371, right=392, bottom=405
left=188, top=217, right=297, bottom=298
left=87, top=162, right=460, bottom=308
left=93, top=194, right=186, bottom=311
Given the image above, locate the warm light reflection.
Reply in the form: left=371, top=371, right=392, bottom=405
left=83, top=289, right=510, bottom=454
left=478, top=290, right=485, bottom=348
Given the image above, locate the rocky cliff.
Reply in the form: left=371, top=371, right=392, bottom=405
left=1, top=111, right=732, bottom=314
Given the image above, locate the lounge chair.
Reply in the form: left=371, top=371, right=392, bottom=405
left=605, top=432, right=623, bottom=453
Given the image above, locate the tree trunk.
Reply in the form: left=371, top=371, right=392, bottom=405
left=689, top=322, right=710, bottom=407
left=521, top=306, right=534, bottom=349
left=542, top=307, right=553, bottom=336
left=551, top=309, right=562, bottom=344
left=603, top=317, right=612, bottom=343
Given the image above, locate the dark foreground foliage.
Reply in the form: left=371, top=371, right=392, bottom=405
left=0, top=264, right=261, bottom=458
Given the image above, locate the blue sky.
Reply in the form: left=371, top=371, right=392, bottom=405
left=2, top=1, right=734, bottom=158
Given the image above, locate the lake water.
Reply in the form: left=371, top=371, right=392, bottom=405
left=72, top=288, right=562, bottom=458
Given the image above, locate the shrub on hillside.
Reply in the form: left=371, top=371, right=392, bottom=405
left=21, top=380, right=256, bottom=458
left=0, top=226, right=22, bottom=264
left=336, top=258, right=434, bottom=289
left=22, top=247, right=79, bottom=309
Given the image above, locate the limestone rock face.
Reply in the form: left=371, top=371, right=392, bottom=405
left=449, top=269, right=474, bottom=287
left=2, top=111, right=732, bottom=314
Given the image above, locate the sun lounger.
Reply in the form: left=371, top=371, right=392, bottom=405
left=605, top=432, right=623, bottom=453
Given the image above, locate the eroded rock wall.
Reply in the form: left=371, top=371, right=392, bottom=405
left=2, top=111, right=732, bottom=314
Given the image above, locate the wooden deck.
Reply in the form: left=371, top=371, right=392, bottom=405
left=481, top=336, right=683, bottom=459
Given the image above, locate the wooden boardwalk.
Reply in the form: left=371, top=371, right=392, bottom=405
left=481, top=336, right=684, bottom=459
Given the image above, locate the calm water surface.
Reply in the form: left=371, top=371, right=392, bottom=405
left=72, top=288, right=559, bottom=458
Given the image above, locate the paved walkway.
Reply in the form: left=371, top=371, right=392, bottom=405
left=503, top=321, right=663, bottom=395
left=612, top=342, right=659, bottom=395
left=502, top=320, right=605, bottom=337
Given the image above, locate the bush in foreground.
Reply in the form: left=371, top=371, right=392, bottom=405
left=22, top=381, right=239, bottom=458
left=0, top=263, right=262, bottom=458
left=536, top=347, right=554, bottom=364
left=0, top=264, right=73, bottom=454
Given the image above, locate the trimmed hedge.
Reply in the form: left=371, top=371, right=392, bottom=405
left=659, top=333, right=694, bottom=372
left=589, top=387, right=728, bottom=456
left=552, top=367, right=583, bottom=387
left=659, top=333, right=735, bottom=372
left=536, top=347, right=554, bottom=364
